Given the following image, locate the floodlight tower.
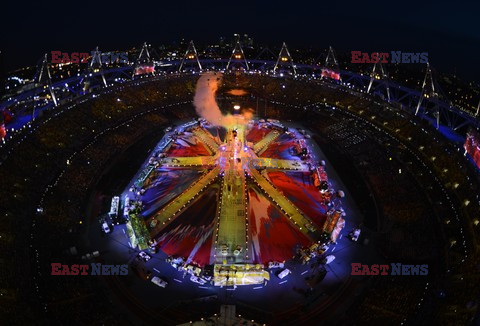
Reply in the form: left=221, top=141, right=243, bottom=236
left=87, top=46, right=107, bottom=87
left=36, top=53, right=58, bottom=107
left=179, top=40, right=202, bottom=72
left=415, top=63, right=449, bottom=129
left=321, top=46, right=341, bottom=82
left=226, top=40, right=249, bottom=71
left=273, top=42, right=296, bottom=75
left=132, top=42, right=155, bottom=79
left=367, top=54, right=391, bottom=102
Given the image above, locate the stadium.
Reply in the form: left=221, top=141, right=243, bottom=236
left=1, top=38, right=480, bottom=325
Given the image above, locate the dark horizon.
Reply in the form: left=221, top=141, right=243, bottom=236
left=1, top=0, right=479, bottom=82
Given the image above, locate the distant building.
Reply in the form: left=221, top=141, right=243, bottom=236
left=219, top=36, right=227, bottom=48
left=243, top=34, right=253, bottom=48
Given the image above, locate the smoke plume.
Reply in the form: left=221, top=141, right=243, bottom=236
left=193, top=72, right=251, bottom=127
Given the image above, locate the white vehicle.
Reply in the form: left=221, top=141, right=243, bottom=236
left=268, top=261, right=285, bottom=269
left=350, top=228, right=361, bottom=242
left=123, top=195, right=131, bottom=218
left=151, top=276, right=168, bottom=288
left=190, top=275, right=207, bottom=285
left=138, top=251, right=152, bottom=262
left=109, top=196, right=120, bottom=217
left=166, top=256, right=184, bottom=269
left=325, top=255, right=336, bottom=264
left=101, top=221, right=110, bottom=234
left=278, top=268, right=291, bottom=279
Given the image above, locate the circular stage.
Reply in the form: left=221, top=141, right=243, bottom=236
left=3, top=71, right=477, bottom=325
left=103, top=117, right=350, bottom=281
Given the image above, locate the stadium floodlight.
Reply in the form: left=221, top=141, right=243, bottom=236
left=367, top=54, right=391, bottom=102
left=226, top=40, right=249, bottom=71
left=132, top=42, right=156, bottom=79
left=83, top=46, right=108, bottom=88
left=273, top=42, right=296, bottom=76
left=415, top=63, right=449, bottom=129
left=179, top=40, right=202, bottom=72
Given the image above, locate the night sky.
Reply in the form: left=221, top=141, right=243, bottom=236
left=1, top=0, right=479, bottom=80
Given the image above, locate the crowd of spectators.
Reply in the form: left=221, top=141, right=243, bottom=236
left=0, top=75, right=197, bottom=322
left=0, top=72, right=479, bottom=323
left=234, top=74, right=480, bottom=323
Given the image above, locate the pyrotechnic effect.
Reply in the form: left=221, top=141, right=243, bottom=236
left=193, top=72, right=252, bottom=127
